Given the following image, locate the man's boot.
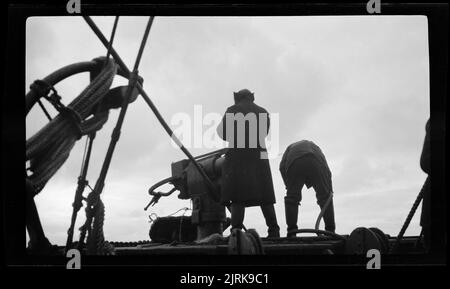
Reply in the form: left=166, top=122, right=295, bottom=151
left=230, top=203, right=245, bottom=233
left=285, top=197, right=299, bottom=238
left=319, top=198, right=336, bottom=233
left=261, top=204, right=280, bottom=238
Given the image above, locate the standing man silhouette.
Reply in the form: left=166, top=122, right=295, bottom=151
left=217, top=89, right=280, bottom=238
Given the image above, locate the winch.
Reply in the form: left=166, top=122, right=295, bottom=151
left=146, top=149, right=229, bottom=240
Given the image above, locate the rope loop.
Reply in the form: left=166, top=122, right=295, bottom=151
left=60, top=106, right=83, bottom=140
left=127, top=70, right=141, bottom=92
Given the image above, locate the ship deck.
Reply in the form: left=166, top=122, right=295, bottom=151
left=110, top=235, right=422, bottom=255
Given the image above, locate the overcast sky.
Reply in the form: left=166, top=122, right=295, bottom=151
left=26, top=16, right=429, bottom=245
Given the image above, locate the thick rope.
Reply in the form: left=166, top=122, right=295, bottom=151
left=26, top=58, right=117, bottom=194
left=85, top=199, right=115, bottom=255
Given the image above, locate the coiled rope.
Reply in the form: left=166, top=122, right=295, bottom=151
left=26, top=58, right=117, bottom=194
left=85, top=199, right=114, bottom=255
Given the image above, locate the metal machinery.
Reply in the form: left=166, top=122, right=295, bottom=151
left=146, top=149, right=228, bottom=241
left=172, top=150, right=228, bottom=239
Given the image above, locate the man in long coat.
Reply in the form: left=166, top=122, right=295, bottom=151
left=279, top=140, right=336, bottom=236
left=217, top=89, right=280, bottom=238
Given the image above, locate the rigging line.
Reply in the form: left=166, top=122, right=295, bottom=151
left=83, top=16, right=131, bottom=77
left=86, top=182, right=94, bottom=192
left=133, top=16, right=154, bottom=71
left=88, top=16, right=155, bottom=205
left=77, top=15, right=118, bottom=180
left=79, top=16, right=118, bottom=183
left=79, top=134, right=96, bottom=189
left=83, top=16, right=220, bottom=202
left=78, top=19, right=155, bottom=253
left=390, top=176, right=428, bottom=253
left=79, top=135, right=90, bottom=176
left=74, top=15, right=118, bottom=193
left=37, top=99, right=52, bottom=121
left=105, top=16, right=119, bottom=65
left=66, top=133, right=96, bottom=250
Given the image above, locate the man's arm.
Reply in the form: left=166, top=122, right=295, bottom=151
left=420, top=119, right=430, bottom=175
left=279, top=145, right=290, bottom=187
left=216, top=108, right=230, bottom=141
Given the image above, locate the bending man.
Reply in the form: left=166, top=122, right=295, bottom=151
left=280, top=140, right=335, bottom=237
